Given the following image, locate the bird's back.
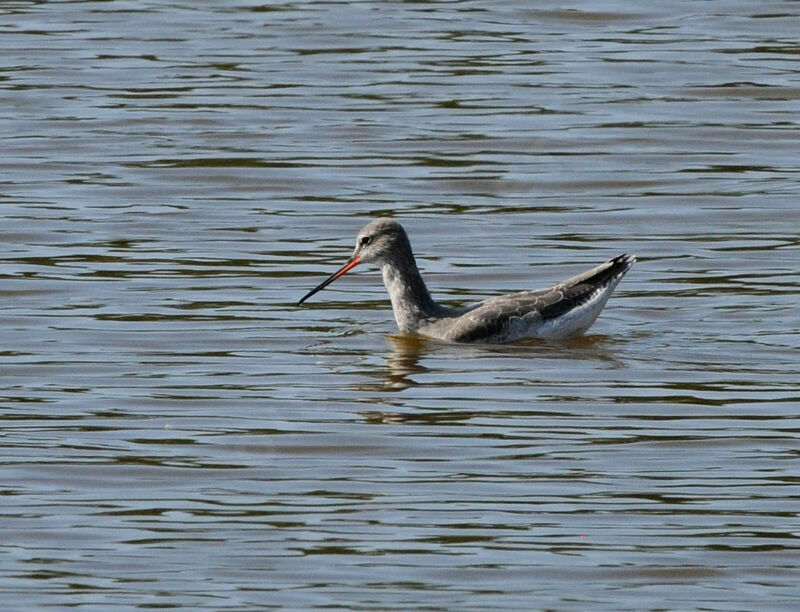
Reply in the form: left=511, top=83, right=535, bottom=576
left=420, top=254, right=635, bottom=343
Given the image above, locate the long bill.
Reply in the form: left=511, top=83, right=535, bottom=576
left=297, top=255, right=361, bottom=305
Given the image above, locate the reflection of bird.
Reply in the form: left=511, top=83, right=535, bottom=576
left=298, top=218, right=635, bottom=343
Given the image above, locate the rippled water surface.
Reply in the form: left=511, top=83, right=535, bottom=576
left=2, top=1, right=799, bottom=609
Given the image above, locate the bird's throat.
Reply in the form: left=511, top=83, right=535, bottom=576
left=380, top=262, right=437, bottom=333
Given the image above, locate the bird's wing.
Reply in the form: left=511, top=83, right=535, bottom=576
left=441, top=254, right=635, bottom=343
left=441, top=288, right=554, bottom=343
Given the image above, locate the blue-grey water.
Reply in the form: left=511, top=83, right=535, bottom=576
left=1, top=1, right=799, bottom=609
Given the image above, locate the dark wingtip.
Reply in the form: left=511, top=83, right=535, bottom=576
left=611, top=253, right=636, bottom=268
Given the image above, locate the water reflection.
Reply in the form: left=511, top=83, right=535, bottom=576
left=356, top=331, right=626, bottom=395
left=355, top=334, right=429, bottom=393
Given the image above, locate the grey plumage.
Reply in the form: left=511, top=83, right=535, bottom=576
left=298, top=218, right=635, bottom=343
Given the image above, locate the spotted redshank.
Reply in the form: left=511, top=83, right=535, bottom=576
left=298, top=218, right=635, bottom=343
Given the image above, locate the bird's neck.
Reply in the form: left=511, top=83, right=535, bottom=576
left=381, top=259, right=441, bottom=333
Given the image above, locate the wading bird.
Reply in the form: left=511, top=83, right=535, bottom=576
left=298, top=218, right=635, bottom=343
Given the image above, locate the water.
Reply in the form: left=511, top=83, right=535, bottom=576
left=2, top=1, right=799, bottom=609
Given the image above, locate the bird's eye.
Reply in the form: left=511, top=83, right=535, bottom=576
left=359, top=236, right=372, bottom=247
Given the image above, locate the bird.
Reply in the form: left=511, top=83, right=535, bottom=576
left=297, top=218, right=635, bottom=343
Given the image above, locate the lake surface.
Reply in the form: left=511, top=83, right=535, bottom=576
left=2, top=0, right=799, bottom=609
